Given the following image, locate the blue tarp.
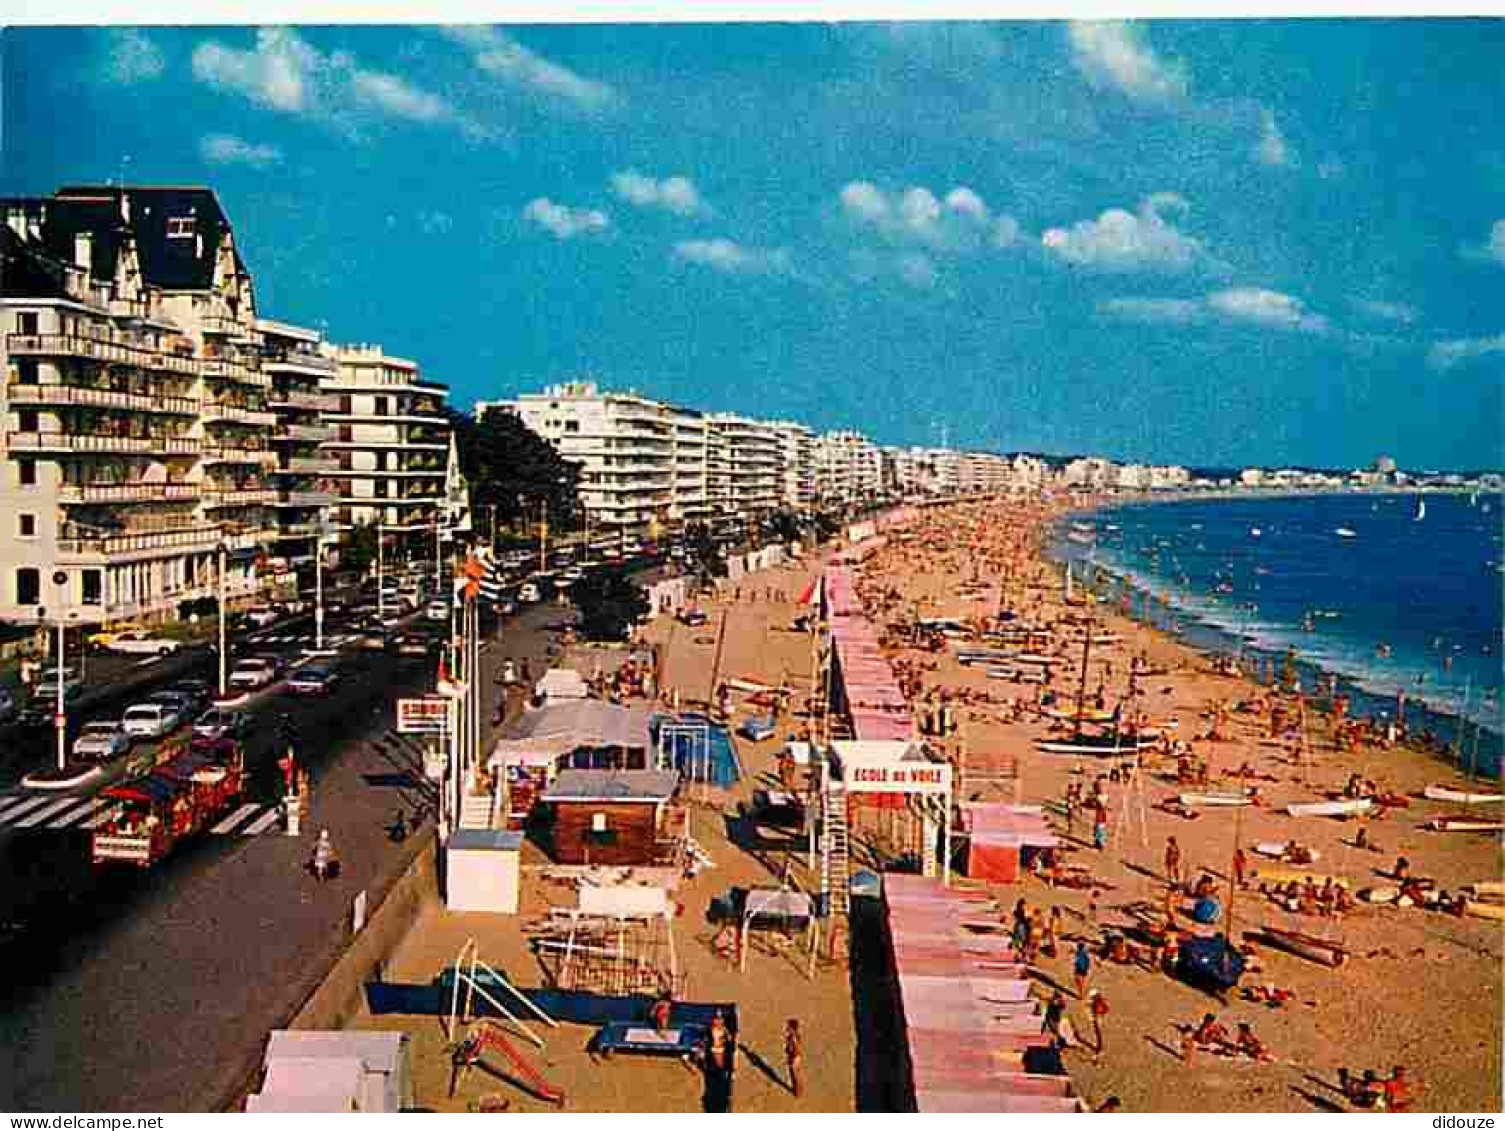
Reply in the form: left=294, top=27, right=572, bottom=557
left=650, top=714, right=743, bottom=787
left=590, top=1020, right=707, bottom=1057
left=1177, top=933, right=1244, bottom=991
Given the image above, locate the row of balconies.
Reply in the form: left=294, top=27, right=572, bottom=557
left=56, top=482, right=201, bottom=504
left=268, top=389, right=341, bottom=412
left=262, top=348, right=339, bottom=375
left=201, top=446, right=276, bottom=467
left=6, top=333, right=200, bottom=376
left=9, top=432, right=199, bottom=456
left=7, top=382, right=200, bottom=416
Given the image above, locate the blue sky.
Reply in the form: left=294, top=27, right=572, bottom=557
left=4, top=20, right=1503, bottom=470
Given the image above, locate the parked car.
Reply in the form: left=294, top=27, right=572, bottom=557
left=169, top=680, right=212, bottom=715
left=33, top=667, right=84, bottom=704
left=228, top=657, right=279, bottom=691
left=102, top=629, right=182, bottom=657
left=285, top=665, right=339, bottom=696
left=391, top=633, right=432, bottom=658
left=147, top=690, right=194, bottom=722
left=242, top=605, right=281, bottom=629
left=72, top=720, right=132, bottom=761
left=423, top=598, right=448, bottom=622
left=192, top=708, right=252, bottom=743
left=121, top=700, right=184, bottom=740
left=86, top=622, right=146, bottom=651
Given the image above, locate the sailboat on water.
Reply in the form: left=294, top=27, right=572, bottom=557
left=1415, top=497, right=1426, bottom=522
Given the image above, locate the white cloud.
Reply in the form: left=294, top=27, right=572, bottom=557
left=104, top=29, right=164, bottom=84
left=1098, top=297, right=1203, bottom=324
left=200, top=133, right=282, bottom=168
left=610, top=171, right=709, bottom=217
left=1427, top=335, right=1505, bottom=371
left=840, top=180, right=1020, bottom=253
left=439, top=26, right=614, bottom=111
left=522, top=198, right=610, bottom=240
left=417, top=210, right=454, bottom=235
left=1253, top=109, right=1294, bottom=168
left=1041, top=193, right=1206, bottom=273
left=1208, top=287, right=1328, bottom=333
left=1066, top=21, right=1188, bottom=104
left=350, top=69, right=450, bottom=123
left=1349, top=298, right=1417, bottom=324
left=672, top=238, right=789, bottom=275
left=193, top=28, right=460, bottom=133
left=1462, top=220, right=1505, bottom=266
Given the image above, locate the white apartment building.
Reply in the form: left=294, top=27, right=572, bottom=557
left=322, top=344, right=449, bottom=538
left=707, top=414, right=782, bottom=521
left=771, top=421, right=815, bottom=513
left=257, top=318, right=340, bottom=570
left=0, top=185, right=284, bottom=626
left=814, top=430, right=883, bottom=507
left=1062, top=457, right=1119, bottom=489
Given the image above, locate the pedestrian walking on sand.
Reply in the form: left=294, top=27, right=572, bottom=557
left=1073, top=940, right=1092, bottom=1000
left=1093, top=812, right=1109, bottom=852
left=1089, top=990, right=1110, bottom=1057
left=783, top=1019, right=803, bottom=1098
left=1164, top=836, right=1182, bottom=885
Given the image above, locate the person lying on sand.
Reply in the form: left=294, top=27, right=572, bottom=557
left=1235, top=1022, right=1275, bottom=1062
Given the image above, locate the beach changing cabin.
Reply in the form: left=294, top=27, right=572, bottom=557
left=959, top=804, right=1058, bottom=884
left=540, top=769, right=679, bottom=865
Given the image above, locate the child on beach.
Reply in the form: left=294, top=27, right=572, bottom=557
left=783, top=1019, right=803, bottom=1098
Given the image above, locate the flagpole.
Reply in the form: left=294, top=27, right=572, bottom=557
left=314, top=521, right=325, bottom=652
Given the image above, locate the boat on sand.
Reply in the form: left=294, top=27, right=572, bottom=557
left=1423, top=785, right=1504, bottom=806
left=1245, top=925, right=1349, bottom=968
left=1286, top=799, right=1373, bottom=818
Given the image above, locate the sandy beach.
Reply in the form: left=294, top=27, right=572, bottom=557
left=346, top=495, right=1501, bottom=1113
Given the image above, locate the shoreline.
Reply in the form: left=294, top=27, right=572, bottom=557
left=856, top=496, right=1503, bottom=1112
left=1045, top=493, right=1502, bottom=781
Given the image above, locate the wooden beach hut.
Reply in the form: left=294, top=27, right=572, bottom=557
left=539, top=769, right=679, bottom=866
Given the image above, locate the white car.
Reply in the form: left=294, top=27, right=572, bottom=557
left=34, top=667, right=84, bottom=703
left=424, top=599, right=448, bottom=622
left=73, top=720, right=132, bottom=761
left=121, top=701, right=183, bottom=740
left=228, top=657, right=279, bottom=691
left=104, top=629, right=182, bottom=657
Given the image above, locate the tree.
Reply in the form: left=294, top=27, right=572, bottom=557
left=684, top=521, right=725, bottom=581
left=572, top=566, right=650, bottom=642
left=338, top=521, right=378, bottom=579
left=447, top=407, right=582, bottom=535
left=768, top=509, right=802, bottom=544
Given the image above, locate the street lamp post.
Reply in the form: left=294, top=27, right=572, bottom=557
left=314, top=519, right=327, bottom=653
left=50, top=570, right=68, bottom=772
left=377, top=513, right=387, bottom=624
left=217, top=543, right=229, bottom=697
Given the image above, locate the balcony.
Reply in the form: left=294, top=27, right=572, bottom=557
left=200, top=314, right=255, bottom=339
left=57, top=482, right=200, bottom=504
left=200, top=358, right=271, bottom=388
left=201, top=446, right=275, bottom=467
left=263, top=349, right=339, bottom=375
left=5, top=333, right=199, bottom=376
left=276, top=490, right=337, bottom=508
left=9, top=432, right=199, bottom=456
left=267, top=389, right=340, bottom=412
left=281, top=456, right=340, bottom=474
left=275, top=521, right=320, bottom=538
left=57, top=525, right=223, bottom=559
left=201, top=401, right=278, bottom=427
left=274, top=423, right=336, bottom=443
left=202, top=488, right=279, bottom=507
left=7, top=383, right=199, bottom=416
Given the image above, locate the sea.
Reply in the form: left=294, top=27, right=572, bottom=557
left=1050, top=491, right=1504, bottom=781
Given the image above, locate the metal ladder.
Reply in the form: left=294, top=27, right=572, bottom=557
left=821, top=779, right=851, bottom=917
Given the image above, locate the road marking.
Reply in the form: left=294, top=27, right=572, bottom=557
left=45, top=797, right=105, bottom=829
left=242, top=808, right=282, bottom=835
left=210, top=802, right=261, bottom=835
left=0, top=793, right=39, bottom=820
left=82, top=804, right=120, bottom=830
left=0, top=794, right=57, bottom=824
left=134, top=655, right=165, bottom=668
left=14, top=795, right=85, bottom=829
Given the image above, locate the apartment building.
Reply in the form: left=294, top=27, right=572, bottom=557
left=706, top=414, right=782, bottom=521
left=771, top=421, right=816, bottom=512
left=813, top=430, right=884, bottom=507
left=322, top=344, right=450, bottom=538
left=0, top=184, right=281, bottom=625
left=257, top=318, right=340, bottom=568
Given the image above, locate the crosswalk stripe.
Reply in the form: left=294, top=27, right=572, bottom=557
left=210, top=802, right=261, bottom=835
left=47, top=797, right=106, bottom=829
left=0, top=795, right=56, bottom=824
left=0, top=793, right=39, bottom=820
left=82, top=804, right=120, bottom=830
left=15, top=796, right=84, bottom=829
left=242, top=808, right=282, bottom=835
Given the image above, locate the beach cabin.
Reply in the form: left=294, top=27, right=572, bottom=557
left=540, top=769, right=679, bottom=866
left=245, top=1031, right=413, bottom=1113
left=958, top=804, right=1059, bottom=885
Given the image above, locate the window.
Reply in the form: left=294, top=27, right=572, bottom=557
left=18, top=514, right=36, bottom=538
left=374, top=396, right=389, bottom=417
left=16, top=568, right=39, bottom=607
left=82, top=570, right=102, bottom=605
left=15, top=358, right=38, bottom=385
left=166, top=216, right=196, bottom=239
left=18, top=459, right=36, bottom=486
left=18, top=409, right=38, bottom=433
left=17, top=311, right=39, bottom=335
left=565, top=420, right=580, bottom=433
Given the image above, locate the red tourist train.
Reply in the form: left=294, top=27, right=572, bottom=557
left=91, top=741, right=246, bottom=867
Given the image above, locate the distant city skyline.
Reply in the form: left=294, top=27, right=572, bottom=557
left=6, top=20, right=1502, bottom=468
